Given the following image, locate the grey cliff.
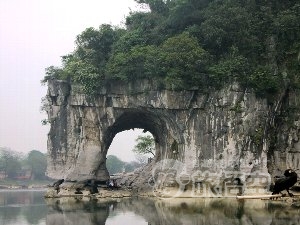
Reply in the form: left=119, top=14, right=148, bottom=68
left=45, top=79, right=300, bottom=192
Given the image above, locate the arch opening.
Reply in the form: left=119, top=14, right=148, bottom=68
left=100, top=109, right=167, bottom=179
left=103, top=109, right=168, bottom=159
left=106, top=129, right=154, bottom=175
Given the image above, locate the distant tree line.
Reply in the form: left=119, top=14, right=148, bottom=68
left=42, top=0, right=300, bottom=100
left=106, top=155, right=145, bottom=174
left=0, top=147, right=47, bottom=180
left=0, top=133, right=155, bottom=179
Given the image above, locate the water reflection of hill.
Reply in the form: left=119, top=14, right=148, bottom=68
left=45, top=197, right=300, bottom=225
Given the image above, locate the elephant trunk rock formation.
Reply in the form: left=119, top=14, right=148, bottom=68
left=45, top=79, right=300, bottom=193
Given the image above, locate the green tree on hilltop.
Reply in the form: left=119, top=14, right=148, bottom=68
left=43, top=0, right=300, bottom=98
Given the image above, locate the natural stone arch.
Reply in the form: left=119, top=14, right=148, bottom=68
left=93, top=108, right=184, bottom=180
left=103, top=109, right=183, bottom=161
left=45, top=79, right=300, bottom=192
left=46, top=80, right=185, bottom=182
left=104, top=110, right=166, bottom=158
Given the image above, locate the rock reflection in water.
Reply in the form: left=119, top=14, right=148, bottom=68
left=45, top=197, right=300, bottom=225
left=46, top=198, right=109, bottom=225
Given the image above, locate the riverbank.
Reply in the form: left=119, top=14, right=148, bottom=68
left=43, top=185, right=292, bottom=198
left=44, top=184, right=300, bottom=201
left=45, top=185, right=147, bottom=198
left=0, top=179, right=51, bottom=189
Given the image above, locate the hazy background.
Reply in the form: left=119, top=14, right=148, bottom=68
left=0, top=0, right=145, bottom=162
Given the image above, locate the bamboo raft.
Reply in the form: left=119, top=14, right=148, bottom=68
left=236, top=193, right=300, bottom=200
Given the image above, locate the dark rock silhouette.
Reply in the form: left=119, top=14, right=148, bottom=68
left=84, top=179, right=99, bottom=194
left=272, top=169, right=298, bottom=197
left=52, top=179, right=64, bottom=194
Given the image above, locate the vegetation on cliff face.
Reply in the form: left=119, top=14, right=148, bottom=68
left=43, top=0, right=300, bottom=97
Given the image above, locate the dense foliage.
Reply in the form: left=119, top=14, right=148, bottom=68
left=133, top=135, right=156, bottom=157
left=43, top=0, right=300, bottom=97
left=26, top=150, right=47, bottom=180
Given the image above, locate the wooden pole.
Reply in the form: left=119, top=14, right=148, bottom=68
left=236, top=194, right=282, bottom=199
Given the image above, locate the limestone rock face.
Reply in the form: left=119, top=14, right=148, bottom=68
left=45, top=79, right=300, bottom=190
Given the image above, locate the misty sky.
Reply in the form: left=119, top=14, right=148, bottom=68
left=0, top=0, right=147, bottom=162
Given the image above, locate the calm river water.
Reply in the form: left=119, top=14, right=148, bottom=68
left=0, top=189, right=300, bottom=225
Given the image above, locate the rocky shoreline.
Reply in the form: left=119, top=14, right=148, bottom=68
left=44, top=183, right=300, bottom=201
left=44, top=184, right=154, bottom=199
